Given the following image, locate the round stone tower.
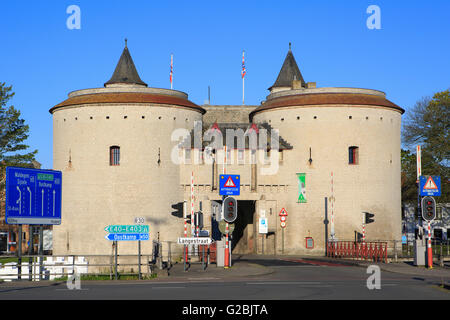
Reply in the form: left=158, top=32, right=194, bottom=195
left=250, top=45, right=404, bottom=254
left=51, top=43, right=204, bottom=256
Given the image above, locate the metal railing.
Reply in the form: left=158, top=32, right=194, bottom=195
left=0, top=240, right=217, bottom=281
left=326, top=239, right=450, bottom=263
left=327, top=241, right=388, bottom=263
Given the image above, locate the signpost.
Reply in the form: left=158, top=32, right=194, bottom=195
left=5, top=166, right=62, bottom=281
left=104, top=224, right=150, bottom=279
left=279, top=208, right=288, bottom=254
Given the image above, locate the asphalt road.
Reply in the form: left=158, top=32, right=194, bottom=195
left=0, top=258, right=448, bottom=300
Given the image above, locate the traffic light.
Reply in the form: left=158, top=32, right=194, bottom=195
left=194, top=212, right=204, bottom=229
left=171, top=202, right=184, bottom=218
left=364, top=212, right=375, bottom=224
left=223, top=196, right=237, bottom=223
left=421, top=196, right=436, bottom=221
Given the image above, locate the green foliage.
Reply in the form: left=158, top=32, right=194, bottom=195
left=402, top=89, right=449, bottom=204
left=0, top=82, right=37, bottom=190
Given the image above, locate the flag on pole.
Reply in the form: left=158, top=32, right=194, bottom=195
left=170, top=54, right=173, bottom=89
left=241, top=50, right=246, bottom=79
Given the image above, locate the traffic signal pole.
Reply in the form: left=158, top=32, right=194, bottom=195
left=223, top=146, right=230, bottom=269
left=421, top=196, right=436, bottom=269
left=183, top=201, right=188, bottom=272
left=427, top=221, right=433, bottom=269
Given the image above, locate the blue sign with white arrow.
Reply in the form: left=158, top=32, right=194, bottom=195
left=5, top=166, right=62, bottom=225
left=105, top=233, right=149, bottom=241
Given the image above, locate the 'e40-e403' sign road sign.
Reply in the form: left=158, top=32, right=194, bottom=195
left=5, top=166, right=62, bottom=225
left=104, top=225, right=149, bottom=234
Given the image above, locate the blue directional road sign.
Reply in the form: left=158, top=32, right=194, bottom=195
left=5, top=167, right=62, bottom=225
left=419, top=175, right=441, bottom=196
left=219, top=174, right=240, bottom=196
left=105, top=233, right=149, bottom=241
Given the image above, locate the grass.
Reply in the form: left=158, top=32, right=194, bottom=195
left=0, top=257, right=19, bottom=264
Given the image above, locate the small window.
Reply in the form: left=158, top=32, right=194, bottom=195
left=110, top=146, right=120, bottom=166
left=238, top=149, right=244, bottom=163
left=349, top=146, right=359, bottom=165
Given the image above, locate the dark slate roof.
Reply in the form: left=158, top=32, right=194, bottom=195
left=104, top=43, right=147, bottom=87
left=269, top=44, right=305, bottom=90
left=181, top=122, right=293, bottom=151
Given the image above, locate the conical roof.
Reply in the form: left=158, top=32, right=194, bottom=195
left=269, top=43, right=305, bottom=90
left=104, top=41, right=147, bottom=87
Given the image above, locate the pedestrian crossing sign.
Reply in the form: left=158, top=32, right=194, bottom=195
left=419, top=175, right=441, bottom=196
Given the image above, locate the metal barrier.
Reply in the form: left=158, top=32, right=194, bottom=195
left=327, top=239, right=450, bottom=263
left=327, top=241, right=388, bottom=263
left=0, top=239, right=216, bottom=281
left=181, top=243, right=211, bottom=272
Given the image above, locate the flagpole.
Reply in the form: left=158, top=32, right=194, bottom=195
left=242, top=50, right=245, bottom=105
left=242, top=76, right=245, bottom=105
left=170, top=54, right=173, bottom=90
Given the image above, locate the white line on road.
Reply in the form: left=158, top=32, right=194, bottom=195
left=247, top=282, right=323, bottom=285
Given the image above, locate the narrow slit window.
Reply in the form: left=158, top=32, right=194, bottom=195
left=349, top=146, right=359, bottom=165
left=110, top=146, right=120, bottom=166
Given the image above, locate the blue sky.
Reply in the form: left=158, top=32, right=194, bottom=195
left=1, top=0, right=449, bottom=169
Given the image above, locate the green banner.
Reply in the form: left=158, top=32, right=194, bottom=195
left=297, top=173, right=306, bottom=203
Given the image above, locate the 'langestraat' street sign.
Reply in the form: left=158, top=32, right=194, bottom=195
left=5, top=166, right=62, bottom=225
left=177, top=237, right=213, bottom=245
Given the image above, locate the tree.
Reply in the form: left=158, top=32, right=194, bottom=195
left=402, top=89, right=449, bottom=203
left=0, top=82, right=38, bottom=202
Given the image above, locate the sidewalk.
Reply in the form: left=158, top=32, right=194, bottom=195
left=152, top=258, right=275, bottom=281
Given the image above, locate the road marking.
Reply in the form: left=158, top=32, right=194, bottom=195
left=247, top=281, right=322, bottom=285
left=151, top=286, right=185, bottom=289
